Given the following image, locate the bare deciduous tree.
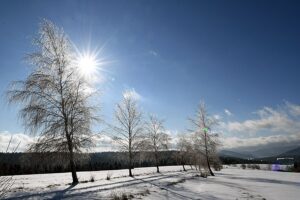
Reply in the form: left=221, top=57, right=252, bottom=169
left=7, top=20, right=97, bottom=184
left=112, top=90, right=144, bottom=177
left=145, top=115, right=170, bottom=173
left=176, top=134, right=193, bottom=171
left=189, top=101, right=219, bottom=176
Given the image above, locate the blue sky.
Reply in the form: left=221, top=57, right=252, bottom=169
left=0, top=0, right=300, bottom=152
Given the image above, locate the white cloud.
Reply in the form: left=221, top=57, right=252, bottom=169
left=149, top=50, right=158, bottom=57
left=0, top=132, right=35, bottom=152
left=89, top=134, right=117, bottom=152
left=224, top=104, right=299, bottom=135
left=221, top=133, right=300, bottom=149
left=224, top=109, right=232, bottom=116
left=0, top=132, right=118, bottom=152
left=123, top=88, right=142, bottom=101
left=3, top=102, right=299, bottom=152
left=219, top=102, right=300, bottom=149
left=286, top=101, right=300, bottom=116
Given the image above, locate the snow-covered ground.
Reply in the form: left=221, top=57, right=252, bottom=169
left=3, top=165, right=300, bottom=200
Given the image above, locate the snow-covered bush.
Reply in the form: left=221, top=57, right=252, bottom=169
left=106, top=171, right=112, bottom=180
left=90, top=174, right=95, bottom=182
left=200, top=171, right=208, bottom=178
left=241, top=164, right=246, bottom=169
left=110, top=191, right=133, bottom=200
left=213, top=160, right=223, bottom=171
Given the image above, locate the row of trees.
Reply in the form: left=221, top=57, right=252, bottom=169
left=6, top=19, right=220, bottom=185
left=0, top=151, right=179, bottom=176
left=112, top=93, right=220, bottom=177
left=111, top=94, right=171, bottom=176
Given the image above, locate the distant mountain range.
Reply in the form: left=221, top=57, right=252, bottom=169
left=278, top=146, right=300, bottom=157
left=220, top=145, right=300, bottom=160
left=219, top=150, right=255, bottom=159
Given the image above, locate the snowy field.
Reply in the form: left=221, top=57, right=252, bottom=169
left=3, top=165, right=300, bottom=200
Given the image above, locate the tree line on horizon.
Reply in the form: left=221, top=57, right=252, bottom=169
left=5, top=19, right=221, bottom=185
left=0, top=151, right=224, bottom=176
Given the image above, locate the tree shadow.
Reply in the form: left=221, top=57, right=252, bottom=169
left=169, top=183, right=223, bottom=200
left=133, top=173, right=202, bottom=200
left=50, top=183, right=77, bottom=200
left=5, top=171, right=183, bottom=199
left=61, top=172, right=183, bottom=199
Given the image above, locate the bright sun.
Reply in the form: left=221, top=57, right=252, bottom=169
left=77, top=54, right=98, bottom=78
left=74, top=46, right=107, bottom=83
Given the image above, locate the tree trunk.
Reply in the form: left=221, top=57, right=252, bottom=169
left=155, top=151, right=159, bottom=173
left=129, top=150, right=133, bottom=177
left=129, top=167, right=132, bottom=177
left=67, top=137, right=78, bottom=184
left=70, top=152, right=78, bottom=184
left=204, top=132, right=214, bottom=176
left=183, top=164, right=186, bottom=171
left=206, top=155, right=214, bottom=176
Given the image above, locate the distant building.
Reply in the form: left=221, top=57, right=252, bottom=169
left=276, top=157, right=294, bottom=165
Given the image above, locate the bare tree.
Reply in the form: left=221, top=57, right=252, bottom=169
left=112, top=90, right=144, bottom=177
left=190, top=132, right=208, bottom=172
left=145, top=115, right=170, bottom=173
left=176, top=134, right=193, bottom=171
left=189, top=101, right=219, bottom=176
left=7, top=20, right=98, bottom=184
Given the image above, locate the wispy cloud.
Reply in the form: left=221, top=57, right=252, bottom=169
left=224, top=103, right=299, bottom=134
left=123, top=88, right=143, bottom=101
left=286, top=101, right=300, bottom=116
left=224, top=109, right=232, bottom=116
left=219, top=102, right=300, bottom=149
left=149, top=50, right=158, bottom=57
left=221, top=133, right=300, bottom=149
